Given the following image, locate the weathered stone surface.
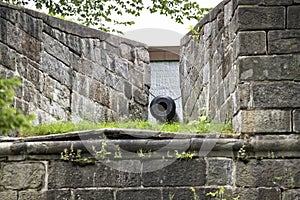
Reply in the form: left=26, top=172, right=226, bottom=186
left=282, top=190, right=300, bottom=200
left=207, top=158, right=233, bottom=185
left=238, top=55, right=300, bottom=81
left=46, top=190, right=71, bottom=200
left=240, top=110, right=291, bottom=133
left=142, top=159, right=206, bottom=186
left=236, top=7, right=285, bottom=30
left=236, top=0, right=292, bottom=5
left=19, top=190, right=45, bottom=200
left=116, top=189, right=161, bottom=200
left=163, top=187, right=233, bottom=200
left=74, top=189, right=114, bottom=200
left=288, top=6, right=300, bottom=28
left=48, top=161, right=141, bottom=189
left=0, top=162, right=45, bottom=190
left=41, top=52, right=71, bottom=88
left=136, top=47, right=150, bottom=63
left=43, top=33, right=71, bottom=65
left=0, top=42, right=16, bottom=70
left=236, top=160, right=300, bottom=187
left=293, top=110, right=300, bottom=133
left=0, top=191, right=18, bottom=200
left=268, top=30, right=300, bottom=54
left=234, top=188, right=281, bottom=200
left=253, top=82, right=300, bottom=108
left=235, top=31, right=266, bottom=56
left=120, top=43, right=133, bottom=61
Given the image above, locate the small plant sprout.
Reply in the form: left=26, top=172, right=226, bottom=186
left=175, top=150, right=195, bottom=160
left=188, top=25, right=201, bottom=41
left=169, top=193, right=175, bottom=200
left=190, top=187, right=200, bottom=200
left=114, top=145, right=122, bottom=159
left=93, top=140, right=112, bottom=162
left=206, top=187, right=225, bottom=200
left=61, top=143, right=81, bottom=161
left=137, top=149, right=145, bottom=158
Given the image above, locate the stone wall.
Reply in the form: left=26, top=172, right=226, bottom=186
left=180, top=0, right=300, bottom=133
left=0, top=130, right=299, bottom=200
left=0, top=2, right=150, bottom=124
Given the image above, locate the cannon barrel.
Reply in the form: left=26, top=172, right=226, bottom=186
left=150, top=95, right=176, bottom=122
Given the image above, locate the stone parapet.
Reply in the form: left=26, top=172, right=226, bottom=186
left=180, top=0, right=300, bottom=133
left=0, top=129, right=300, bottom=199
left=0, top=2, right=150, bottom=124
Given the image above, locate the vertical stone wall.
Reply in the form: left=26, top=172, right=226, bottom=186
left=180, top=0, right=300, bottom=133
left=0, top=2, right=150, bottom=124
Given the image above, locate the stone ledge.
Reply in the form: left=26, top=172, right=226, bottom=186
left=0, top=129, right=299, bottom=159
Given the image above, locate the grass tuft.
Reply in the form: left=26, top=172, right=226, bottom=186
left=19, top=119, right=234, bottom=137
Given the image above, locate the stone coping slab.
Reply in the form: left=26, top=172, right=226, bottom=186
left=0, top=129, right=299, bottom=159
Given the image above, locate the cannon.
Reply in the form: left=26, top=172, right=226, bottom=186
left=150, top=95, right=176, bottom=122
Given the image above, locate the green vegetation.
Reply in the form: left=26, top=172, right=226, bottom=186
left=2, top=0, right=211, bottom=33
left=0, top=78, right=34, bottom=136
left=19, top=116, right=234, bottom=136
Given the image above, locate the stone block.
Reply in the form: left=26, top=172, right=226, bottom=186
left=238, top=55, right=300, bottom=81
left=136, top=47, right=150, bottom=63
left=19, top=190, right=45, bottom=200
left=236, top=31, right=266, bottom=56
left=43, top=33, right=71, bottom=65
left=0, top=162, right=45, bottom=190
left=234, top=188, right=281, bottom=200
left=89, top=80, right=110, bottom=107
left=0, top=17, right=7, bottom=43
left=0, top=191, right=18, bottom=200
left=142, top=159, right=206, bottom=187
left=129, top=68, right=143, bottom=89
left=236, top=160, right=300, bottom=187
left=282, top=190, right=300, bottom=200
left=240, top=110, right=291, bottom=133
left=293, top=110, right=300, bottom=133
left=124, top=81, right=132, bottom=99
left=288, top=6, right=300, bottom=28
left=0, top=42, right=16, bottom=70
left=207, top=158, right=233, bottom=185
left=74, top=189, right=114, bottom=200
left=48, top=161, right=141, bottom=189
left=114, top=57, right=129, bottom=79
left=21, top=31, right=41, bottom=63
left=120, top=43, right=133, bottom=61
left=46, top=190, right=71, bottom=200
left=222, top=48, right=232, bottom=78
left=236, top=0, right=292, bottom=5
left=253, top=82, right=300, bottom=108
left=41, top=52, right=71, bottom=88
left=238, top=82, right=251, bottom=109
left=133, top=88, right=148, bottom=106
left=236, top=7, right=285, bottom=30
left=295, top=0, right=300, bottom=3
left=268, top=30, right=300, bottom=54
left=18, top=12, right=43, bottom=40
left=224, top=1, right=233, bottom=26
left=162, top=187, right=233, bottom=200
left=116, top=189, right=161, bottom=200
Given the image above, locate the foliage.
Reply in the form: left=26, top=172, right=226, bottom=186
left=0, top=77, right=34, bottom=135
left=1, top=0, right=211, bottom=33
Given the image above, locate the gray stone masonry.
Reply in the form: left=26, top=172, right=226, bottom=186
left=0, top=130, right=300, bottom=199
left=180, top=0, right=300, bottom=133
left=0, top=2, right=150, bottom=124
